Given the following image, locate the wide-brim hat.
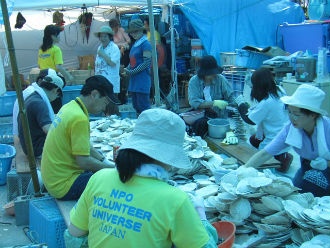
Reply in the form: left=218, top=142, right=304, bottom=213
left=126, top=19, right=146, bottom=33
left=119, top=109, right=192, bottom=169
left=94, top=26, right=114, bottom=37
left=197, top=55, right=223, bottom=78
left=280, top=84, right=327, bottom=115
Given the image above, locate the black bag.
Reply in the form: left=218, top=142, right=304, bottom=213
left=191, top=117, right=209, bottom=137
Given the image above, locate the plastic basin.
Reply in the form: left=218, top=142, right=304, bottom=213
left=212, top=221, right=236, bottom=248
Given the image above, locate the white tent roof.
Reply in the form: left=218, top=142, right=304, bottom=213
left=12, top=0, right=172, bottom=10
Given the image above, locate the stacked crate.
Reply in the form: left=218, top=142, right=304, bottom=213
left=223, top=71, right=247, bottom=97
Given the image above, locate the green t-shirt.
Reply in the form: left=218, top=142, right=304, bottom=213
left=41, top=98, right=90, bottom=198
left=70, top=169, right=209, bottom=248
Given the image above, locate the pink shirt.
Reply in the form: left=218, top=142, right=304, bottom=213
left=113, top=27, right=131, bottom=50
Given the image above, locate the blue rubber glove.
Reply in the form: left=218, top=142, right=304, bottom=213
left=213, top=100, right=228, bottom=110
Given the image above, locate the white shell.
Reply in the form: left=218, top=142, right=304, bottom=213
left=230, top=198, right=251, bottom=220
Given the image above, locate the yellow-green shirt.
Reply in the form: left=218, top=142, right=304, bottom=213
left=70, top=169, right=209, bottom=248
left=38, top=45, right=63, bottom=70
left=147, top=30, right=161, bottom=44
left=41, top=97, right=90, bottom=198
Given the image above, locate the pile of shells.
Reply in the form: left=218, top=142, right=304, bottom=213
left=89, top=116, right=236, bottom=175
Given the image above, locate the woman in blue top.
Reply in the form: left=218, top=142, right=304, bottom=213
left=123, top=19, right=152, bottom=115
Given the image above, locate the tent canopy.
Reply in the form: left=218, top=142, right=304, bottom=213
left=176, top=0, right=305, bottom=63
left=11, top=0, right=172, bottom=10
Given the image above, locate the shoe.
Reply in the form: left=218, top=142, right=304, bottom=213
left=275, top=153, right=293, bottom=173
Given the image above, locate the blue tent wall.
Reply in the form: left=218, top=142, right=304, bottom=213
left=177, top=0, right=305, bottom=63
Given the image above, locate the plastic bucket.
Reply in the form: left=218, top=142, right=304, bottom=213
left=212, top=221, right=236, bottom=248
left=207, top=118, right=230, bottom=139
left=0, top=144, right=16, bottom=185
left=220, top=52, right=237, bottom=67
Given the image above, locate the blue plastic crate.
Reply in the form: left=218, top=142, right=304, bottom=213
left=0, top=91, right=16, bottom=117
left=235, top=49, right=271, bottom=69
left=62, top=85, right=82, bottom=105
left=29, top=197, right=66, bottom=248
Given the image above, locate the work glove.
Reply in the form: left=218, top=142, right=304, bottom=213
left=310, top=157, right=328, bottom=171
left=188, top=193, right=206, bottom=220
left=213, top=100, right=228, bottom=110
left=234, top=94, right=246, bottom=106
left=222, top=131, right=238, bottom=145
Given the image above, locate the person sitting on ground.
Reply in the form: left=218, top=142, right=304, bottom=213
left=244, top=84, right=330, bottom=197
left=13, top=69, right=65, bottom=166
left=188, top=55, right=236, bottom=137
left=236, top=67, right=293, bottom=173
left=17, top=73, right=64, bottom=158
left=64, top=108, right=218, bottom=248
left=41, top=75, right=118, bottom=201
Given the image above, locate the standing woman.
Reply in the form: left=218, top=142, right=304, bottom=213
left=94, top=26, right=121, bottom=102
left=236, top=68, right=293, bottom=173
left=38, top=24, right=73, bottom=84
left=38, top=24, right=72, bottom=113
left=123, top=19, right=152, bottom=115
left=109, top=18, right=131, bottom=67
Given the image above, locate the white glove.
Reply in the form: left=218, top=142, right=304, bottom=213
left=188, top=193, right=206, bottom=220
left=103, top=158, right=115, bottom=168
left=222, top=131, right=238, bottom=145
left=235, top=94, right=245, bottom=106
left=310, top=157, right=328, bottom=171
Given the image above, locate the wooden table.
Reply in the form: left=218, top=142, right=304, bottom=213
left=204, top=136, right=280, bottom=167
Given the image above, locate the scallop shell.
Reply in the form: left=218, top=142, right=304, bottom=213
left=261, top=195, right=284, bottom=212
left=253, top=222, right=290, bottom=234
left=230, top=198, right=251, bottom=220
left=261, top=211, right=291, bottom=225
left=188, top=149, right=204, bottom=159
left=236, top=179, right=257, bottom=195
left=247, top=176, right=273, bottom=188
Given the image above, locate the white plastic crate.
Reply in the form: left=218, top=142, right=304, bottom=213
left=223, top=71, right=246, bottom=97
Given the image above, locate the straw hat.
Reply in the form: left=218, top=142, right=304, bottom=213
left=94, top=26, right=114, bottom=37
left=197, top=55, right=223, bottom=78
left=280, top=84, right=327, bottom=115
left=119, top=108, right=192, bottom=169
left=126, top=19, right=146, bottom=33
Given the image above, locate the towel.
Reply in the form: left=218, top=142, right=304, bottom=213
left=285, top=117, right=330, bottom=160
left=13, top=83, right=55, bottom=135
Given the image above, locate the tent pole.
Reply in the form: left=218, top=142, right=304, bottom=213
left=0, top=0, right=42, bottom=197
left=147, top=0, right=160, bottom=107
left=170, top=3, right=179, bottom=112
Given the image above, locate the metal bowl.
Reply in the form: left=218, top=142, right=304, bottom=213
left=207, top=118, right=230, bottom=139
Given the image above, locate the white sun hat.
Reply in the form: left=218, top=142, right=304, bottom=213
left=119, top=108, right=192, bottom=169
left=280, top=84, right=327, bottom=115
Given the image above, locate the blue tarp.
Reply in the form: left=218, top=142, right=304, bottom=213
left=176, top=0, right=305, bottom=63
